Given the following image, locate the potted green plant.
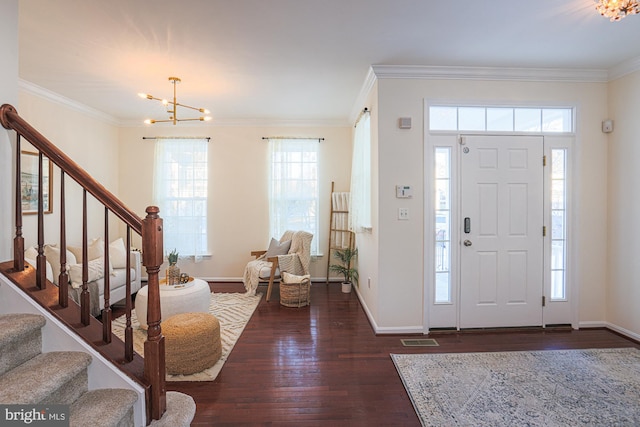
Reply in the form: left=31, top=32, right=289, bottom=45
left=329, top=247, right=358, bottom=293
left=167, top=248, right=180, bottom=285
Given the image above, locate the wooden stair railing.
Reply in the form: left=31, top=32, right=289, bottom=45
left=0, top=103, right=166, bottom=423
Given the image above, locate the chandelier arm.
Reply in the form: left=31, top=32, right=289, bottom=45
left=140, top=76, right=210, bottom=125
left=174, top=102, right=203, bottom=112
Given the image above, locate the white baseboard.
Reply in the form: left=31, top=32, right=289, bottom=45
left=578, top=320, right=607, bottom=328
left=353, top=285, right=423, bottom=335
left=604, top=322, right=640, bottom=342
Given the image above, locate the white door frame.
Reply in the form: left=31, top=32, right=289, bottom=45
left=423, top=103, right=578, bottom=333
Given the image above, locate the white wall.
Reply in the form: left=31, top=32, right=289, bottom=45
left=363, top=76, right=609, bottom=332
left=607, top=70, right=640, bottom=339
left=117, top=124, right=352, bottom=280
left=0, top=0, right=19, bottom=262
left=17, top=90, right=122, bottom=248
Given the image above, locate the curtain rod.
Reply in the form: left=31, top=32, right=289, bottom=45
left=354, top=107, right=370, bottom=127
left=142, top=136, right=211, bottom=141
left=262, top=137, right=324, bottom=141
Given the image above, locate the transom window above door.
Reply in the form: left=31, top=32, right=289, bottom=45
left=429, top=106, right=573, bottom=133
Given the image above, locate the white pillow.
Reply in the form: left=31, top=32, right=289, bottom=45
left=43, top=245, right=77, bottom=285
left=88, top=238, right=105, bottom=261
left=282, top=272, right=311, bottom=284
left=109, top=238, right=127, bottom=269
left=67, top=238, right=105, bottom=264
left=24, top=246, right=38, bottom=260
left=68, top=257, right=107, bottom=289
left=24, top=247, right=54, bottom=282
left=264, top=238, right=291, bottom=258
left=67, top=245, right=83, bottom=263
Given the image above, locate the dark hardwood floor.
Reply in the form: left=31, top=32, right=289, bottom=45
left=147, top=282, right=638, bottom=426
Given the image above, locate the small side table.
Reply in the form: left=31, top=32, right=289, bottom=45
left=136, top=278, right=211, bottom=329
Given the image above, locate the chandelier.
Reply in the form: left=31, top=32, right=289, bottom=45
left=138, top=77, right=211, bottom=125
left=595, top=0, right=639, bottom=21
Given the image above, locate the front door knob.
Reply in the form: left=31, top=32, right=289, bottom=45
left=463, top=239, right=473, bottom=247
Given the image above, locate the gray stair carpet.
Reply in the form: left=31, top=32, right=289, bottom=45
left=0, top=313, right=46, bottom=376
left=149, top=391, right=197, bottom=427
left=0, top=313, right=137, bottom=426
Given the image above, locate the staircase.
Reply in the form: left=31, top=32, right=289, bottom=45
left=0, top=104, right=197, bottom=425
left=0, top=313, right=138, bottom=426
left=0, top=287, right=196, bottom=426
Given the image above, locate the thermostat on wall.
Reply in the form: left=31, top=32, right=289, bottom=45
left=396, top=185, right=413, bottom=198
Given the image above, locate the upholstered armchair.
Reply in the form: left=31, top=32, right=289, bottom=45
left=243, top=230, right=313, bottom=301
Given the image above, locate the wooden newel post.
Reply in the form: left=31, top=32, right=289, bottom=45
left=142, top=206, right=166, bottom=421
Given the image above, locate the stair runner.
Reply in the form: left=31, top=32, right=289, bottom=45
left=0, top=313, right=195, bottom=426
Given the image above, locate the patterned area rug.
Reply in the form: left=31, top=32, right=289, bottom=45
left=391, top=348, right=640, bottom=426
left=113, top=292, right=262, bottom=382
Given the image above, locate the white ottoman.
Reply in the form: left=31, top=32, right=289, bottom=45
left=135, top=278, right=210, bottom=329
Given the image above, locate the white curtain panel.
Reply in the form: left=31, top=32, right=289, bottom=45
left=153, top=138, right=209, bottom=262
left=268, top=138, right=319, bottom=255
left=349, top=112, right=371, bottom=232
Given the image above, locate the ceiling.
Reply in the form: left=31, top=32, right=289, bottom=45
left=18, top=0, right=640, bottom=126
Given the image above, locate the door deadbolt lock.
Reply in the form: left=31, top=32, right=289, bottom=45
left=463, top=240, right=473, bottom=247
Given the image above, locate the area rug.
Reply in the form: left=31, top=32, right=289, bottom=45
left=391, top=348, right=640, bottom=426
left=112, top=292, right=262, bottom=382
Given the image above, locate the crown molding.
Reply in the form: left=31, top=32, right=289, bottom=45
left=19, top=79, right=121, bottom=126
left=348, top=66, right=377, bottom=125
left=370, top=64, right=609, bottom=83
left=608, top=56, right=640, bottom=81
left=120, top=117, right=349, bottom=128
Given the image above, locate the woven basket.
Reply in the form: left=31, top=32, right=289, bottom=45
left=280, top=277, right=311, bottom=307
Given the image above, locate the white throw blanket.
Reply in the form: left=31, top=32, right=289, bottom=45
left=331, top=192, right=350, bottom=249
left=243, top=230, right=313, bottom=295
left=242, top=259, right=271, bottom=295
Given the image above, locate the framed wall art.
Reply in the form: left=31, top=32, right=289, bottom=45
left=21, top=150, right=53, bottom=214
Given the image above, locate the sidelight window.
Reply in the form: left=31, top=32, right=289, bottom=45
left=434, top=147, right=451, bottom=303
left=550, top=149, right=567, bottom=300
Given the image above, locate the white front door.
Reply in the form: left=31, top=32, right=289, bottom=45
left=460, top=135, right=544, bottom=328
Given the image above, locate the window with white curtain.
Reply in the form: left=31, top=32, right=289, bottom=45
left=269, top=138, right=320, bottom=255
left=269, top=138, right=319, bottom=255
left=349, top=110, right=371, bottom=231
left=153, top=138, right=208, bottom=260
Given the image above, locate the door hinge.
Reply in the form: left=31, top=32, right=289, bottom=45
left=543, top=155, right=547, bottom=166
left=543, top=226, right=547, bottom=237
left=542, top=296, right=546, bottom=307
left=458, top=136, right=465, bottom=145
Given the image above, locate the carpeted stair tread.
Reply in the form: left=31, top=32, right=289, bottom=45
left=0, top=313, right=46, bottom=376
left=0, top=351, right=92, bottom=404
left=70, top=388, right=138, bottom=427
left=148, top=391, right=196, bottom=427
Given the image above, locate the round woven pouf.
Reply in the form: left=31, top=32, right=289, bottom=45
left=161, top=312, right=222, bottom=375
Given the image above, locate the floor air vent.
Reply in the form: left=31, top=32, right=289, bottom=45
left=401, top=338, right=439, bottom=347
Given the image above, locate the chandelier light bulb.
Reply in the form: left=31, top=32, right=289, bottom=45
left=595, top=0, right=640, bottom=21
left=204, top=116, right=212, bottom=121
left=139, top=77, right=212, bottom=125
